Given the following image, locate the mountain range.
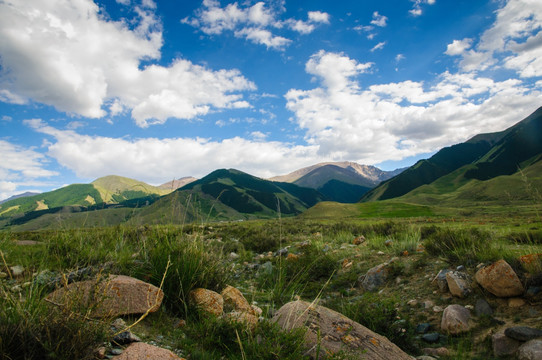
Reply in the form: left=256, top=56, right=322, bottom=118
left=1, top=106, right=540, bottom=230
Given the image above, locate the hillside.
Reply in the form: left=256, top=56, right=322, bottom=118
left=91, top=175, right=172, bottom=203
left=362, top=107, right=542, bottom=202
left=0, top=192, right=40, bottom=205
left=180, top=168, right=325, bottom=217
left=159, top=177, right=198, bottom=191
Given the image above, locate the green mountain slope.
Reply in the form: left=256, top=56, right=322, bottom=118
left=92, top=175, right=171, bottom=203
left=180, top=168, right=325, bottom=217
left=362, top=107, right=542, bottom=202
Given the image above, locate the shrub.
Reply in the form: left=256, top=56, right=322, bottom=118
left=423, top=227, right=494, bottom=264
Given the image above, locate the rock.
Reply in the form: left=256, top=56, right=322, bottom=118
left=456, top=265, right=465, bottom=271
left=359, top=263, right=390, bottom=291
left=229, top=252, right=239, bottom=259
left=508, top=297, right=526, bottom=308
left=423, top=347, right=450, bottom=357
left=416, top=356, right=436, bottom=360
left=353, top=236, right=366, bottom=245
left=0, top=271, right=7, bottom=279
left=416, top=244, right=425, bottom=253
left=422, top=333, right=440, bottom=343
left=504, top=326, right=542, bottom=342
left=526, top=286, right=541, bottom=297
left=189, top=288, right=223, bottom=316
left=274, top=248, right=289, bottom=257
left=407, top=299, right=418, bottom=307
left=46, top=275, right=163, bottom=317
left=95, top=347, right=107, bottom=359
left=432, top=269, right=450, bottom=292
left=286, top=253, right=299, bottom=261
left=112, top=331, right=141, bottom=345
left=492, top=331, right=521, bottom=357
left=112, top=342, right=182, bottom=359
left=446, top=271, right=472, bottom=298
left=475, top=298, right=493, bottom=317
left=110, top=348, right=123, bottom=356
left=251, top=304, right=263, bottom=316
left=416, top=323, right=431, bottom=334
left=423, top=300, right=435, bottom=309
left=223, top=310, right=258, bottom=330
left=475, top=260, right=524, bottom=297
left=10, top=265, right=24, bottom=277
left=441, top=304, right=472, bottom=335
left=518, top=339, right=542, bottom=360
left=384, top=239, right=393, bottom=247
left=221, top=285, right=253, bottom=314
left=432, top=306, right=444, bottom=313
left=272, top=300, right=411, bottom=359
left=111, top=318, right=127, bottom=332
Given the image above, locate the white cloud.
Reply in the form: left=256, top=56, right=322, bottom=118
left=235, top=27, right=291, bottom=48
left=183, top=1, right=329, bottom=48
left=250, top=131, right=268, bottom=140
left=370, top=12, right=388, bottom=27
left=0, top=0, right=254, bottom=126
left=370, top=42, right=386, bottom=52
left=26, top=119, right=325, bottom=182
left=447, top=0, right=542, bottom=77
left=285, top=50, right=541, bottom=163
left=0, top=139, right=58, bottom=200
left=395, top=54, right=405, bottom=62
left=445, top=38, right=473, bottom=56
left=410, top=0, right=436, bottom=17
left=308, top=11, right=330, bottom=24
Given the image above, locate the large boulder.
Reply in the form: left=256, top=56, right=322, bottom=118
left=492, top=331, right=521, bottom=357
left=189, top=288, right=223, bottom=316
left=113, top=342, right=183, bottom=359
left=475, top=260, right=524, bottom=297
left=518, top=339, right=542, bottom=360
left=359, top=259, right=398, bottom=291
left=441, top=304, right=472, bottom=335
left=272, top=300, right=411, bottom=359
left=46, top=275, right=163, bottom=317
left=221, top=285, right=253, bottom=314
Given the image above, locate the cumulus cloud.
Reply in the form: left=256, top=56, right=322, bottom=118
left=409, top=0, right=436, bottom=17
left=370, top=12, right=388, bottom=27
left=446, top=0, right=542, bottom=77
left=0, top=139, right=58, bottom=200
left=0, top=0, right=254, bottom=126
left=183, top=1, right=330, bottom=48
left=285, top=50, right=541, bottom=163
left=26, top=119, right=325, bottom=182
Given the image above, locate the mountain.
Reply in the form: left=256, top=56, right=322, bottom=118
left=270, top=161, right=404, bottom=203
left=159, top=177, right=198, bottom=191
left=362, top=106, right=542, bottom=204
left=91, top=175, right=171, bottom=203
left=178, top=168, right=326, bottom=217
left=0, top=175, right=172, bottom=219
left=0, top=192, right=40, bottom=204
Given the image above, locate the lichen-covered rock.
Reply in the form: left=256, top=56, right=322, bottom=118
left=223, top=310, right=258, bottom=330
left=46, top=275, right=163, bottom=317
left=272, top=300, right=411, bottom=359
left=113, top=342, right=183, bottom=359
left=441, top=304, right=472, bottom=335
left=189, top=288, right=223, bottom=316
left=475, top=260, right=524, bottom=297
left=446, top=271, right=472, bottom=298
left=221, top=285, right=253, bottom=314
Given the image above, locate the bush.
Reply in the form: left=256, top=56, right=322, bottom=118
left=0, top=283, right=108, bottom=360
left=326, top=293, right=418, bottom=354
left=423, top=227, right=494, bottom=264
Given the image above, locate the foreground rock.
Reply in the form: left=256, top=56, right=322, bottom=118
left=113, top=342, right=183, bottom=359
left=46, top=275, right=163, bottom=317
left=189, top=288, right=223, bottom=316
left=359, top=258, right=398, bottom=291
left=441, top=305, right=472, bottom=335
left=475, top=260, right=524, bottom=297
left=446, top=271, right=472, bottom=298
left=492, top=331, right=521, bottom=357
left=518, top=339, right=542, bottom=360
left=272, top=300, right=411, bottom=359
left=221, top=285, right=253, bottom=314
left=504, top=326, right=542, bottom=342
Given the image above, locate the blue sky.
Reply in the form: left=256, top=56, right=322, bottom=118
left=1, top=0, right=541, bottom=200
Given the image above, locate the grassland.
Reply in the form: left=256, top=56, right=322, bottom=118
left=1, top=202, right=541, bottom=359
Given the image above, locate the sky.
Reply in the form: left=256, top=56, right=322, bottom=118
left=1, top=0, right=541, bottom=201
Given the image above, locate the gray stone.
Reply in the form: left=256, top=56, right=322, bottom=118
left=492, top=331, right=521, bottom=357
left=446, top=271, right=472, bottom=298
left=432, top=269, right=450, bottom=292
left=10, top=265, right=24, bottom=277
left=505, top=326, right=542, bottom=342
left=518, top=339, right=542, bottom=360
left=441, top=304, right=472, bottom=335
left=272, top=300, right=412, bottom=359
left=110, top=348, right=123, bottom=356
left=359, top=263, right=390, bottom=291
left=475, top=298, right=493, bottom=317
left=112, top=331, right=141, bottom=345
left=416, top=323, right=431, bottom=334
left=422, top=333, right=440, bottom=343
left=274, top=248, right=289, bottom=257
